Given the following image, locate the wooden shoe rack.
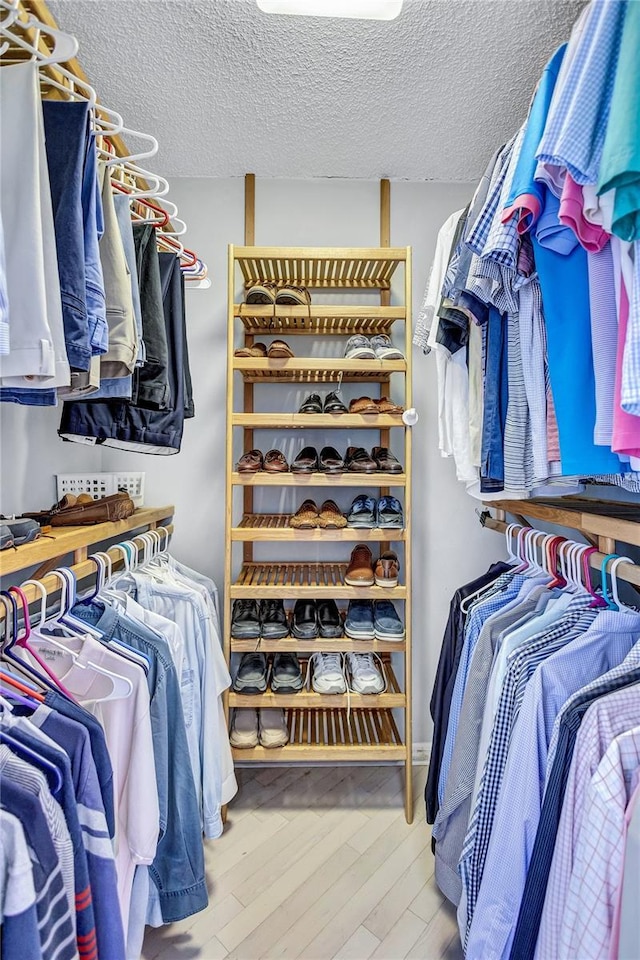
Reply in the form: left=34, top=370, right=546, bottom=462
left=224, top=189, right=413, bottom=822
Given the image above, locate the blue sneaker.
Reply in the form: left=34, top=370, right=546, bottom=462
left=344, top=599, right=375, bottom=640
left=347, top=495, right=376, bottom=528
left=376, top=496, right=404, bottom=528
left=373, top=600, right=405, bottom=641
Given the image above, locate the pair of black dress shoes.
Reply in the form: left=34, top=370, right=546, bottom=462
left=298, top=392, right=348, bottom=414
left=291, top=446, right=344, bottom=473
left=291, top=599, right=342, bottom=639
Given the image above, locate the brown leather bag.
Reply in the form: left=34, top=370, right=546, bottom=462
left=25, top=493, right=136, bottom=527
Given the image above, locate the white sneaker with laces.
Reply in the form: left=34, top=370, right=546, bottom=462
left=309, top=652, right=347, bottom=694
left=347, top=652, right=385, bottom=694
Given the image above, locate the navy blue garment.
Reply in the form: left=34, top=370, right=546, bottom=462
left=44, top=690, right=115, bottom=839
left=1, top=768, right=76, bottom=960
left=425, top=562, right=513, bottom=824
left=71, top=600, right=207, bottom=923
left=8, top=723, right=97, bottom=959
left=60, top=253, right=187, bottom=454
left=42, top=100, right=91, bottom=371
left=132, top=224, right=170, bottom=410
left=509, top=664, right=640, bottom=960
left=480, top=305, right=509, bottom=493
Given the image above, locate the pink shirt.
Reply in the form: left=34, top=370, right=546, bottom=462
left=559, top=174, right=610, bottom=252
left=609, top=769, right=640, bottom=960
left=612, top=276, right=640, bottom=457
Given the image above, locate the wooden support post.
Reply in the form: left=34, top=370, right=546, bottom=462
left=599, top=535, right=616, bottom=555
left=243, top=174, right=256, bottom=562
left=380, top=179, right=391, bottom=308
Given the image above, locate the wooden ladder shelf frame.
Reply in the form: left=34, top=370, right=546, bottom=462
left=224, top=175, right=414, bottom=823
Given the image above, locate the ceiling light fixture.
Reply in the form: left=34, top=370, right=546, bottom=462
left=256, top=1, right=403, bottom=21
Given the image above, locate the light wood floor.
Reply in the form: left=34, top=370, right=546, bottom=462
left=142, top=765, right=463, bottom=960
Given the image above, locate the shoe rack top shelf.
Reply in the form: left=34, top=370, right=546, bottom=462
left=235, top=305, right=404, bottom=337
left=231, top=561, right=407, bottom=599
left=231, top=471, right=407, bottom=487
left=232, top=514, right=406, bottom=542
left=230, top=637, right=406, bottom=653
left=233, top=357, right=406, bottom=383
left=234, top=246, right=407, bottom=290
left=232, top=706, right=405, bottom=762
left=232, top=413, right=405, bottom=429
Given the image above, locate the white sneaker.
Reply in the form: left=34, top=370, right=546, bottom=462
left=309, top=652, right=347, bottom=694
left=259, top=708, right=289, bottom=748
left=229, top=708, right=259, bottom=748
left=347, top=652, right=385, bottom=694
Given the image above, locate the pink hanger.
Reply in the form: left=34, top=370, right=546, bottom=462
left=8, top=586, right=76, bottom=699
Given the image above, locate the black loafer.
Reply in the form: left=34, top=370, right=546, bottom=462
left=317, top=599, right=343, bottom=638
left=323, top=391, right=348, bottom=414
left=271, top=652, right=303, bottom=693
left=298, top=393, right=323, bottom=414
left=319, top=446, right=345, bottom=473
left=231, top=599, right=261, bottom=639
left=259, top=599, right=289, bottom=639
left=291, top=446, right=319, bottom=473
left=292, top=599, right=319, bottom=639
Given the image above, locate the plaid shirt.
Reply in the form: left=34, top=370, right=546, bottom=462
left=534, top=683, right=640, bottom=960
left=466, top=610, right=640, bottom=960
left=460, top=600, right=596, bottom=942
left=621, top=239, right=640, bottom=416
left=560, top=726, right=640, bottom=958
left=535, top=0, right=627, bottom=186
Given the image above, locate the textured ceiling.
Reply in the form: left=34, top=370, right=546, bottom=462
left=49, top=0, right=584, bottom=181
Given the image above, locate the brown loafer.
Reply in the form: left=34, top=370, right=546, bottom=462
left=375, top=551, right=400, bottom=588
left=318, top=500, right=347, bottom=529
left=371, top=446, right=403, bottom=474
left=345, top=446, right=377, bottom=473
left=345, top=544, right=375, bottom=587
left=237, top=449, right=263, bottom=473
left=234, top=342, right=268, bottom=358
left=289, top=499, right=320, bottom=529
left=349, top=396, right=378, bottom=415
left=374, top=397, right=404, bottom=415
left=267, top=340, right=294, bottom=358
left=263, top=449, right=289, bottom=473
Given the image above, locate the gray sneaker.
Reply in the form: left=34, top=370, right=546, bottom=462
left=370, top=334, right=405, bottom=360
left=233, top=653, right=268, bottom=693
left=344, top=335, right=376, bottom=360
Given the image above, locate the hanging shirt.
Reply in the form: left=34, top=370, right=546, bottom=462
left=535, top=0, right=627, bottom=187
left=466, top=609, right=640, bottom=960
left=615, top=772, right=640, bottom=960
left=559, top=726, right=640, bottom=959
left=598, top=0, right=640, bottom=241
left=536, top=683, right=640, bottom=960
left=0, top=809, right=41, bottom=960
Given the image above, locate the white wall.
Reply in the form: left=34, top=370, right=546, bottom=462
left=0, top=177, right=504, bottom=745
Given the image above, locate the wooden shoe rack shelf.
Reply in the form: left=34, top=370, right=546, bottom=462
left=224, top=233, right=413, bottom=822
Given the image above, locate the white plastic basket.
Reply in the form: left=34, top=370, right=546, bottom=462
left=56, top=472, right=145, bottom=508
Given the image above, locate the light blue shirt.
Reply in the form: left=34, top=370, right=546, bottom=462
left=466, top=609, right=640, bottom=960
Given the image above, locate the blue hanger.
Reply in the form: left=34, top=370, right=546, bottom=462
left=600, top=553, right=620, bottom=610
left=0, top=726, right=63, bottom=795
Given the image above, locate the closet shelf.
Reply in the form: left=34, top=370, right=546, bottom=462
left=489, top=498, right=640, bottom=549
left=231, top=472, right=407, bottom=487
left=235, top=305, right=404, bottom=337
left=232, top=514, right=406, bottom=542
left=230, top=561, right=407, bottom=599
left=233, top=357, right=406, bottom=383
left=231, top=662, right=402, bottom=709
left=231, top=413, right=405, bottom=429
left=234, top=247, right=406, bottom=290
left=230, top=637, right=406, bottom=653
left=0, top=506, right=174, bottom=577
left=232, top=706, right=405, bottom=762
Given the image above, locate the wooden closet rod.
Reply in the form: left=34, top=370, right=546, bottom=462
left=482, top=514, right=640, bottom=588
left=0, top=522, right=174, bottom=622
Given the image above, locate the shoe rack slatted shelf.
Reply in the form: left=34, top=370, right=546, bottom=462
left=236, top=707, right=405, bottom=762
left=233, top=513, right=407, bottom=542
left=234, top=357, right=406, bottom=384
left=225, top=187, right=413, bottom=823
